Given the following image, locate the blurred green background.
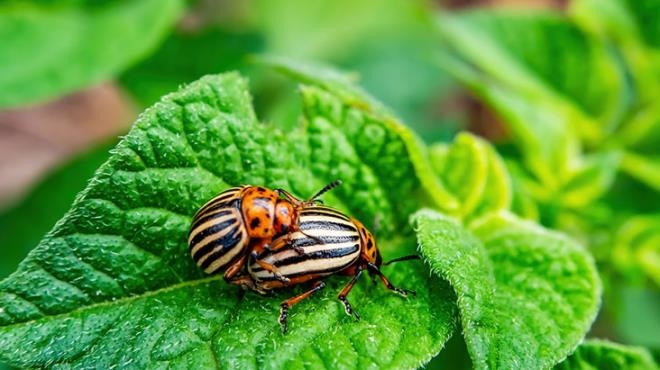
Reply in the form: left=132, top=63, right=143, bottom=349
left=0, top=0, right=658, bottom=367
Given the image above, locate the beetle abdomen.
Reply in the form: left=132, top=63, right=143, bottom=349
left=251, top=206, right=360, bottom=281
left=188, top=187, right=249, bottom=274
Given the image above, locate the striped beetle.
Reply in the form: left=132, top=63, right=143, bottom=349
left=188, top=181, right=340, bottom=285
left=237, top=205, right=418, bottom=333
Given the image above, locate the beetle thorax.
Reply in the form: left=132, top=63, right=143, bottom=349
left=241, top=187, right=279, bottom=238
left=273, top=200, right=296, bottom=234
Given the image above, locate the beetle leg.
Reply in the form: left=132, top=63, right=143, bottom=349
left=227, top=274, right=258, bottom=292
left=268, top=234, right=305, bottom=255
left=367, top=263, right=416, bottom=297
left=223, top=253, right=249, bottom=283
left=337, top=266, right=363, bottom=321
left=251, top=250, right=290, bottom=284
left=279, top=281, right=326, bottom=334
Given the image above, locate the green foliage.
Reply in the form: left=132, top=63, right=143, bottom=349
left=0, top=0, right=184, bottom=108
left=414, top=210, right=601, bottom=369
left=1, top=1, right=659, bottom=368
left=0, top=72, right=456, bottom=369
left=436, top=5, right=660, bottom=336
left=555, top=339, right=658, bottom=370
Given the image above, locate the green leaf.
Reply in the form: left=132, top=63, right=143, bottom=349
left=620, top=151, right=660, bottom=192
left=0, top=73, right=456, bottom=368
left=570, top=0, right=660, bottom=103
left=264, top=56, right=461, bottom=215
left=413, top=209, right=601, bottom=369
left=555, top=339, right=658, bottom=370
left=561, top=151, right=621, bottom=208
left=0, top=0, right=184, bottom=108
left=613, top=214, right=660, bottom=286
left=428, top=132, right=512, bottom=220
left=435, top=9, right=627, bottom=186
left=615, top=287, right=660, bottom=349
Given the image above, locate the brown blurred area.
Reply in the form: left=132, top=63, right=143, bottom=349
left=0, top=84, right=134, bottom=210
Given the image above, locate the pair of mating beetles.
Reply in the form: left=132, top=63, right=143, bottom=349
left=188, top=180, right=416, bottom=333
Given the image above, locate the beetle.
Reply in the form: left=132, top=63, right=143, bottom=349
left=239, top=204, right=418, bottom=333
left=188, top=181, right=341, bottom=285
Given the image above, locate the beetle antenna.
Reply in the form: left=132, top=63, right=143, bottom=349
left=382, top=254, right=420, bottom=266
left=307, top=179, right=342, bottom=202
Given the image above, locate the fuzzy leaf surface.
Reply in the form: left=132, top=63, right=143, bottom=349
left=414, top=210, right=601, bottom=369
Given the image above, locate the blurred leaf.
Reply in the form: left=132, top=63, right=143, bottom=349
left=254, top=0, right=431, bottom=61
left=561, top=151, right=622, bottom=208
left=414, top=210, right=601, bottom=369
left=435, top=9, right=627, bottom=186
left=616, top=287, right=660, bottom=349
left=257, top=55, right=391, bottom=116
left=0, top=73, right=456, bottom=368
left=615, top=100, right=660, bottom=153
left=571, top=0, right=660, bottom=103
left=343, top=35, right=461, bottom=143
left=0, top=142, right=115, bottom=280
left=555, top=339, right=658, bottom=370
left=0, top=0, right=184, bottom=108
left=620, top=151, right=660, bottom=192
left=121, top=27, right=264, bottom=107
left=613, top=214, right=660, bottom=286
left=428, top=132, right=511, bottom=220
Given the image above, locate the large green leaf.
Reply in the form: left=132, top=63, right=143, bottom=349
left=414, top=210, right=601, bottom=369
left=555, top=339, right=658, bottom=370
left=0, top=73, right=456, bottom=368
left=435, top=9, right=627, bottom=187
left=0, top=0, right=183, bottom=108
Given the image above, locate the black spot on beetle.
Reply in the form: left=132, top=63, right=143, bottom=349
left=250, top=217, right=261, bottom=229
left=257, top=187, right=266, bottom=193
left=367, top=240, right=373, bottom=248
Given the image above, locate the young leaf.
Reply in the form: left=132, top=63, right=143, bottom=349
left=428, top=132, right=512, bottom=220
left=0, top=73, right=456, bottom=368
left=0, top=0, right=183, bottom=108
left=555, top=339, right=658, bottom=370
left=414, top=210, right=601, bottom=370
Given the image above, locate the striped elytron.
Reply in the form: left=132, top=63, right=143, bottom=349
left=241, top=205, right=418, bottom=333
left=188, top=181, right=340, bottom=285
